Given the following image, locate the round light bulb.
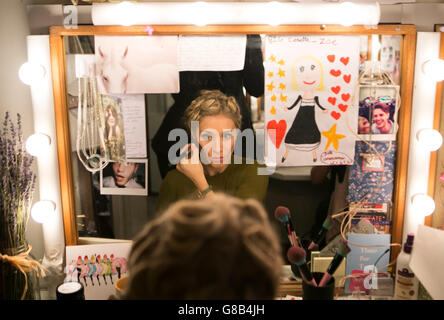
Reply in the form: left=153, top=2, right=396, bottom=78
left=117, top=1, right=136, bottom=26
left=416, top=128, right=443, bottom=151
left=411, top=194, right=435, bottom=217
left=192, top=2, right=209, bottom=26
left=340, top=2, right=357, bottom=27
left=18, top=62, right=46, bottom=86
left=422, top=58, right=444, bottom=82
left=31, top=200, right=56, bottom=224
left=26, top=133, right=51, bottom=157
left=266, top=2, right=282, bottom=26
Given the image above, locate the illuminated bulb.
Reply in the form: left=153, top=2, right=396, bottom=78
left=416, top=128, right=443, bottom=151
left=31, top=200, right=56, bottom=224
left=117, top=1, right=136, bottom=27
left=422, top=58, right=444, bottom=82
left=26, top=133, right=51, bottom=157
left=339, top=2, right=357, bottom=27
left=18, top=62, right=46, bottom=86
left=266, top=1, right=282, bottom=26
left=192, top=2, right=209, bottom=26
left=411, top=194, right=435, bottom=217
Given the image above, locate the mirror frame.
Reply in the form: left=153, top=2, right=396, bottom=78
left=49, top=24, right=416, bottom=263
left=426, top=25, right=444, bottom=228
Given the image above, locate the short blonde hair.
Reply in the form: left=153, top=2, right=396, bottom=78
left=183, top=90, right=242, bottom=132
left=122, top=193, right=283, bottom=300
left=291, top=56, right=325, bottom=91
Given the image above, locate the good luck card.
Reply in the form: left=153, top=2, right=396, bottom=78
left=264, top=35, right=360, bottom=167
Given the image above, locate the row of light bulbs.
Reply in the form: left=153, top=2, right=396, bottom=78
left=19, top=62, right=55, bottom=224
left=18, top=44, right=444, bottom=223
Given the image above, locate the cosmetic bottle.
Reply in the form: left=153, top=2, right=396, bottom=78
left=394, top=233, right=418, bottom=300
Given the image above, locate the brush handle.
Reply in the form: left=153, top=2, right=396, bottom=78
left=297, top=266, right=318, bottom=287
left=308, top=241, right=318, bottom=250
left=318, top=272, right=332, bottom=287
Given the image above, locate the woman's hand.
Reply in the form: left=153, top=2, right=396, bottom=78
left=284, top=106, right=288, bottom=112
left=176, top=143, right=208, bottom=191
left=322, top=109, right=328, bottom=114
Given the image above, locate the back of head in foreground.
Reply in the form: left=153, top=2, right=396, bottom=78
left=122, top=193, right=283, bottom=300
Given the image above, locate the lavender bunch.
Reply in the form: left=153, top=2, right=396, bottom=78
left=0, top=112, right=37, bottom=250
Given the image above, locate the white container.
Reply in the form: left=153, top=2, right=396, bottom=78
left=394, top=233, right=419, bottom=300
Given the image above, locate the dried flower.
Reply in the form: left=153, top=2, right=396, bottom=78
left=0, top=112, right=37, bottom=250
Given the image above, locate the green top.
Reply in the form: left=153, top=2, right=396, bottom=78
left=157, top=160, right=269, bottom=214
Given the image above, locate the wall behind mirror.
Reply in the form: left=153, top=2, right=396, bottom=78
left=61, top=32, right=405, bottom=261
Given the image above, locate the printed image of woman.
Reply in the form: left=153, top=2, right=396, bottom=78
left=282, top=56, right=328, bottom=163
left=104, top=104, right=125, bottom=161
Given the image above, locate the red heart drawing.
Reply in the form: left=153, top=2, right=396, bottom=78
left=331, top=111, right=341, bottom=120
left=331, top=86, right=341, bottom=94
left=327, top=55, right=335, bottom=63
left=330, top=69, right=341, bottom=77
left=267, top=120, right=287, bottom=149
left=341, top=93, right=350, bottom=102
left=338, top=104, right=348, bottom=112
left=343, top=74, right=351, bottom=83
left=328, top=97, right=337, bottom=106
left=340, top=57, right=350, bottom=65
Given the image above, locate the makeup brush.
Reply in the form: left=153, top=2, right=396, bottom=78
left=274, top=206, right=299, bottom=247
left=287, top=246, right=317, bottom=287
left=308, top=217, right=332, bottom=250
left=318, top=239, right=351, bottom=287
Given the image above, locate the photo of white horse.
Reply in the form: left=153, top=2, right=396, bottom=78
left=95, top=36, right=179, bottom=94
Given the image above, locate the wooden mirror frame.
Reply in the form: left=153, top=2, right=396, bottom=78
left=49, top=24, right=416, bottom=263
left=426, top=25, right=444, bottom=229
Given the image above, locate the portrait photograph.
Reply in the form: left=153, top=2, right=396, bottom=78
left=100, top=159, right=148, bottom=196
left=357, top=85, right=399, bottom=141
left=101, top=95, right=127, bottom=163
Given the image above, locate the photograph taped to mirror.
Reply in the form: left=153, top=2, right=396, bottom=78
left=95, top=36, right=179, bottom=94
left=101, top=95, right=127, bottom=163
left=357, top=85, right=399, bottom=141
left=100, top=159, right=148, bottom=196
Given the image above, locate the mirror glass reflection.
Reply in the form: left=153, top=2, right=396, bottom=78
left=63, top=34, right=404, bottom=255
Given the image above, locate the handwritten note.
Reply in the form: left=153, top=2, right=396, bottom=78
left=178, top=35, right=247, bottom=71
left=115, top=94, right=147, bottom=159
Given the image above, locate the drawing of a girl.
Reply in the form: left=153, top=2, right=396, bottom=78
left=282, top=56, right=328, bottom=163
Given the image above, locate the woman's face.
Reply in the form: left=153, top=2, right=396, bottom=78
left=294, top=58, right=322, bottom=92
left=373, top=108, right=390, bottom=130
left=197, top=114, right=237, bottom=169
left=358, top=116, right=370, bottom=134
left=112, top=162, right=138, bottom=186
left=107, top=108, right=116, bottom=127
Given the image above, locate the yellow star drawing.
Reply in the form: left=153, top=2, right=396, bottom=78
left=278, top=59, right=285, bottom=65
left=278, top=68, right=286, bottom=77
left=269, top=55, right=276, bottom=62
left=270, top=106, right=276, bottom=115
left=267, top=82, right=275, bottom=91
left=267, top=71, right=274, bottom=78
left=322, top=124, right=346, bottom=151
left=271, top=94, right=277, bottom=102
left=279, top=83, right=286, bottom=90
left=280, top=93, right=287, bottom=102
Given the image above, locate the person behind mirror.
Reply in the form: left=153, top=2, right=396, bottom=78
left=152, top=34, right=264, bottom=178
left=120, top=193, right=283, bottom=299
left=156, top=90, right=269, bottom=214
left=103, top=162, right=143, bottom=189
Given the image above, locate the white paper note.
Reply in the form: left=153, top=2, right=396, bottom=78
left=178, top=35, right=247, bottom=71
left=409, top=224, right=444, bottom=300
left=114, top=94, right=147, bottom=159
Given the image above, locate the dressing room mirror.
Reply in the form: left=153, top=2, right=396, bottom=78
left=50, top=25, right=416, bottom=262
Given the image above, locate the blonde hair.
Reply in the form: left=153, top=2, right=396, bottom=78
left=122, top=193, right=283, bottom=300
left=291, top=56, right=325, bottom=91
left=183, top=90, right=242, bottom=133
